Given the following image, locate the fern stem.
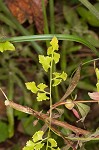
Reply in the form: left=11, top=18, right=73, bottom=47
left=46, top=53, right=53, bottom=150
left=49, top=54, right=53, bottom=121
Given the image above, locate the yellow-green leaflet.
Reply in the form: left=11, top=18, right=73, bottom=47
left=0, top=41, right=15, bottom=52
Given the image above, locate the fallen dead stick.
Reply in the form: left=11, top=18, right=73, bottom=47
left=5, top=100, right=89, bottom=135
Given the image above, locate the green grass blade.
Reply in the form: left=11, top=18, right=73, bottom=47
left=49, top=0, right=55, bottom=33
left=42, top=0, right=49, bottom=47
left=79, top=0, right=99, bottom=20
left=1, top=34, right=98, bottom=56
left=0, top=13, right=16, bottom=29
left=42, top=0, right=49, bottom=34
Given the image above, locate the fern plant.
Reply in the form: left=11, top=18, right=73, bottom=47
left=24, top=36, right=67, bottom=149
left=23, top=131, right=60, bottom=150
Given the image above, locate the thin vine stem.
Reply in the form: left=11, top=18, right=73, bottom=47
left=82, top=58, right=99, bottom=66
left=50, top=53, right=54, bottom=121
left=74, top=100, right=99, bottom=103
left=51, top=99, right=99, bottom=111
left=65, top=136, right=99, bottom=141
left=46, top=53, right=53, bottom=150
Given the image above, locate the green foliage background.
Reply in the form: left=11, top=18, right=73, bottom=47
left=0, top=0, right=99, bottom=149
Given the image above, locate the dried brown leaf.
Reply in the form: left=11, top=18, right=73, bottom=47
left=60, top=64, right=81, bottom=101
left=5, top=0, right=48, bottom=33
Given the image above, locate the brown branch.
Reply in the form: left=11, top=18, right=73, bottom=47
left=5, top=100, right=47, bottom=120
left=51, top=119, right=89, bottom=135
left=5, top=100, right=93, bottom=149
left=50, top=126, right=76, bottom=150
left=51, top=99, right=99, bottom=111
left=5, top=100, right=89, bottom=136
left=41, top=121, right=77, bottom=149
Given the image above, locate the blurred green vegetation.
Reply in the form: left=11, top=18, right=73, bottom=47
left=0, top=0, right=99, bottom=149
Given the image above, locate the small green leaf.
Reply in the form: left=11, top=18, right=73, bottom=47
left=47, top=46, right=53, bottom=55
left=0, top=121, right=9, bottom=143
left=95, top=68, right=99, bottom=80
left=23, top=140, right=35, bottom=150
left=23, top=131, right=45, bottom=150
left=33, top=131, right=44, bottom=142
left=95, top=68, right=99, bottom=92
left=39, top=55, right=52, bottom=72
left=50, top=36, right=59, bottom=51
left=34, top=142, right=44, bottom=149
left=48, top=138, right=57, bottom=147
left=53, top=72, right=61, bottom=78
left=52, top=72, right=67, bottom=86
left=56, top=148, right=60, bottom=150
left=0, top=41, right=15, bottom=52
left=37, top=93, right=49, bottom=101
left=37, top=83, right=48, bottom=91
left=23, top=147, right=33, bottom=150
left=26, top=140, right=35, bottom=147
left=23, top=147, right=31, bottom=150
left=60, top=71, right=67, bottom=81
left=96, top=83, right=99, bottom=92
left=53, top=52, right=60, bottom=64
left=76, top=103, right=90, bottom=122
left=53, top=72, right=67, bottom=80
left=25, top=82, right=38, bottom=93
left=52, top=79, right=62, bottom=86
left=77, top=4, right=99, bottom=27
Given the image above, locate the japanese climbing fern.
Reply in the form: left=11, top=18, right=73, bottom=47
left=24, top=36, right=67, bottom=150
